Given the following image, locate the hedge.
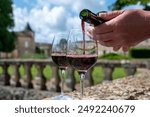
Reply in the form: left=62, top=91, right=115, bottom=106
left=129, top=48, right=150, bottom=58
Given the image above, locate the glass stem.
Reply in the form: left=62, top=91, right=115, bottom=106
left=80, top=73, right=85, bottom=98
left=61, top=69, right=65, bottom=95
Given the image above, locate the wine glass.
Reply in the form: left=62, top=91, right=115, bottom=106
left=67, top=29, right=98, bottom=98
left=51, top=33, right=72, bottom=100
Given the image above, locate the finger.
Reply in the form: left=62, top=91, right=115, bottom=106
left=98, top=40, right=119, bottom=47
left=113, top=46, right=121, bottom=51
left=87, top=24, right=113, bottom=36
left=87, top=26, right=94, bottom=35
left=94, top=21, right=114, bottom=34
left=93, top=32, right=114, bottom=42
left=98, top=10, right=124, bottom=20
left=86, top=31, right=93, bottom=39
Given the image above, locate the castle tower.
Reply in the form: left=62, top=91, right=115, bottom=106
left=14, top=23, right=35, bottom=58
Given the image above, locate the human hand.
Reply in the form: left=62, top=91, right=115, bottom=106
left=87, top=9, right=150, bottom=51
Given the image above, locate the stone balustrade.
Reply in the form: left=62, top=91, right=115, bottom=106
left=0, top=59, right=149, bottom=92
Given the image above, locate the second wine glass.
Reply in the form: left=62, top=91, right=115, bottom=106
left=51, top=33, right=72, bottom=100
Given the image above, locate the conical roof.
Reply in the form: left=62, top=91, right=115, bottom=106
left=24, top=23, right=33, bottom=32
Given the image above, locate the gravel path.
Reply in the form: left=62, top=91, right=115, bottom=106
left=67, top=69, right=150, bottom=100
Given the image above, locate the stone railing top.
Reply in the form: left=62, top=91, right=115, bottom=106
left=96, top=59, right=149, bottom=68
left=0, top=59, right=149, bottom=66
left=0, top=59, right=54, bottom=65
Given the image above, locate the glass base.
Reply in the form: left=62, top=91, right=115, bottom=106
left=51, top=95, right=73, bottom=100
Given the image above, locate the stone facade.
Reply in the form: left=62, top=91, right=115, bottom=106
left=15, top=23, right=35, bottom=58
left=0, top=23, right=35, bottom=58
left=0, top=23, right=53, bottom=59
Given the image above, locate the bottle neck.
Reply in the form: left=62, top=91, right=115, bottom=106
left=80, top=9, right=106, bottom=26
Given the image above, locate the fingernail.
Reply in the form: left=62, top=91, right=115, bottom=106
left=86, top=31, right=93, bottom=39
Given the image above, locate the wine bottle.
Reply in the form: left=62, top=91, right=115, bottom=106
left=79, top=9, right=106, bottom=26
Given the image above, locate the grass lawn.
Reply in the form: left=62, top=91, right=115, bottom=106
left=112, top=67, right=126, bottom=80
left=0, top=65, right=126, bottom=84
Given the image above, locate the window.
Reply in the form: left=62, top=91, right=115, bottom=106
left=25, top=41, right=29, bottom=48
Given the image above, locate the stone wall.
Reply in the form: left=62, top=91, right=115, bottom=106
left=0, top=83, right=58, bottom=100
left=0, top=69, right=150, bottom=100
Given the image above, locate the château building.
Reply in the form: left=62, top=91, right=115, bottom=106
left=0, top=23, right=52, bottom=59
left=14, top=23, right=35, bottom=58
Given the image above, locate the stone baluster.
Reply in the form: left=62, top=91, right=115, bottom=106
left=10, top=65, right=16, bottom=86
left=33, top=64, right=41, bottom=90
left=121, top=60, right=136, bottom=76
left=146, top=60, right=150, bottom=69
left=21, top=63, right=28, bottom=87
left=10, top=63, right=21, bottom=87
left=33, top=63, right=47, bottom=90
left=3, top=63, right=10, bottom=85
left=103, top=66, right=114, bottom=81
left=25, top=63, right=33, bottom=88
left=124, top=66, right=137, bottom=76
left=84, top=68, right=94, bottom=87
left=65, top=67, right=76, bottom=91
left=39, top=64, right=47, bottom=90
left=50, top=66, right=61, bottom=92
left=15, top=63, right=22, bottom=87
left=0, top=65, right=4, bottom=82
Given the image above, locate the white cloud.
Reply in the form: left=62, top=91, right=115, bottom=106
left=28, top=6, right=69, bottom=42
left=13, top=0, right=106, bottom=43
left=66, top=17, right=81, bottom=29
left=123, top=2, right=144, bottom=10
left=99, top=0, right=105, bottom=6
left=13, top=5, right=28, bottom=31
left=37, top=0, right=73, bottom=6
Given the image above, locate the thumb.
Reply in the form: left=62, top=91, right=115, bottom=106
left=98, top=10, right=124, bottom=20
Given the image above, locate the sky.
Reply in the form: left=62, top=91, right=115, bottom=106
left=12, top=0, right=142, bottom=43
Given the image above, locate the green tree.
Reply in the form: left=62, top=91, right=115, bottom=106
left=110, top=0, right=150, bottom=10
left=0, top=0, right=15, bottom=52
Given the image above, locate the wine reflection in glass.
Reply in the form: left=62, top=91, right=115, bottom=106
left=51, top=33, right=72, bottom=100
left=67, top=29, right=98, bottom=98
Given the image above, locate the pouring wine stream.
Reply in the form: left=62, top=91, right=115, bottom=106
left=80, top=19, right=86, bottom=98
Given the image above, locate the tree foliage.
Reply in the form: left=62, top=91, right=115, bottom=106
left=110, top=0, right=150, bottom=10
left=0, top=0, right=15, bottom=52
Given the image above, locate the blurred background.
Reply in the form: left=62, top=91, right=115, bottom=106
left=0, top=0, right=150, bottom=58
left=0, top=0, right=150, bottom=99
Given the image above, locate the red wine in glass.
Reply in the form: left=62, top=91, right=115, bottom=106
left=67, top=54, right=97, bottom=98
left=67, top=54, right=97, bottom=73
left=51, top=54, right=69, bottom=70
left=51, top=33, right=72, bottom=100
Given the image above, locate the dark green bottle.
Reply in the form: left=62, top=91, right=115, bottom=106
left=79, top=9, right=106, bottom=26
